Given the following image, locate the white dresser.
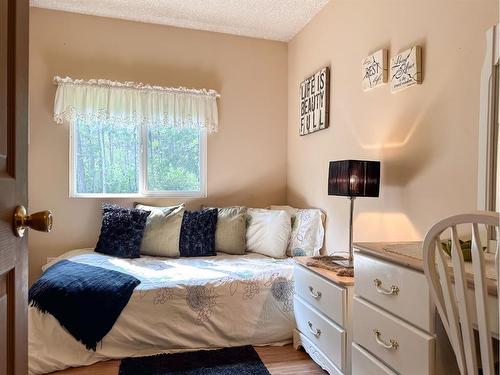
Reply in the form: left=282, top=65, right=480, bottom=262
left=352, top=242, right=460, bottom=375
left=293, top=257, right=354, bottom=375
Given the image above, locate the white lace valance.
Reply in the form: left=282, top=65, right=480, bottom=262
left=53, top=76, right=220, bottom=133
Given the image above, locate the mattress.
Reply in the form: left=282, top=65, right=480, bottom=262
left=28, top=249, right=296, bottom=374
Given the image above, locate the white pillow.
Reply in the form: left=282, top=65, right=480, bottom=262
left=268, top=205, right=299, bottom=218
left=246, top=208, right=292, bottom=258
left=270, top=205, right=325, bottom=257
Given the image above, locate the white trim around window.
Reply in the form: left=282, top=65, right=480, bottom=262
left=68, top=123, right=207, bottom=199
left=478, top=23, right=499, bottom=212
left=477, top=23, right=499, bottom=248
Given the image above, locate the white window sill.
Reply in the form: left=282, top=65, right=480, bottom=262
left=69, top=192, right=207, bottom=199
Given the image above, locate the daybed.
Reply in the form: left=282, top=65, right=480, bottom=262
left=28, top=249, right=295, bottom=374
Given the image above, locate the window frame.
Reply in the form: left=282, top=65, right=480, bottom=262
left=477, top=23, right=499, bottom=248
left=478, top=24, right=499, bottom=213
left=68, top=121, right=207, bottom=198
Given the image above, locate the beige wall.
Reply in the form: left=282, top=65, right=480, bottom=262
left=29, top=1, right=499, bottom=282
left=28, top=8, right=288, bottom=283
left=287, top=0, right=499, bottom=253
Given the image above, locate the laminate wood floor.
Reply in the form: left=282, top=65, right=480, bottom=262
left=50, top=345, right=326, bottom=375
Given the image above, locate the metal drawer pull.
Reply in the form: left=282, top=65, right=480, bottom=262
left=308, top=286, right=322, bottom=299
left=373, top=329, right=399, bottom=350
left=307, top=321, right=321, bottom=337
left=373, top=278, right=400, bottom=295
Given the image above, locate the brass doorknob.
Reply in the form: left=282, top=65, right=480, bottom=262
left=13, top=206, right=53, bottom=237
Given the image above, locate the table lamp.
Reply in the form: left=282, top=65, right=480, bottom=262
left=328, top=160, right=381, bottom=268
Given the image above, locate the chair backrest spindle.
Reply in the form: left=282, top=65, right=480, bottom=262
left=471, top=222, right=494, bottom=374
left=423, top=212, right=499, bottom=375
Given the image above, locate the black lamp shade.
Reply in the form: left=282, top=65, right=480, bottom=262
left=328, top=160, right=380, bottom=197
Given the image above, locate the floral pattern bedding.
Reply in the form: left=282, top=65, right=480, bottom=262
left=28, top=249, right=296, bottom=374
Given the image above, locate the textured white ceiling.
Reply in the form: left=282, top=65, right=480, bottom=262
left=30, top=0, right=330, bottom=41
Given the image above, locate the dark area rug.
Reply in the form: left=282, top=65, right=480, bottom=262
left=118, top=345, right=271, bottom=375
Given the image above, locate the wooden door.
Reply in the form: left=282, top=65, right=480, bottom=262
left=0, top=1, right=29, bottom=374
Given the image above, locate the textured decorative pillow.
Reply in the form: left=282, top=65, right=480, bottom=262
left=134, top=203, right=185, bottom=257
left=246, top=208, right=292, bottom=258
left=95, top=204, right=150, bottom=259
left=179, top=209, right=218, bottom=257
left=271, top=205, right=325, bottom=257
left=207, top=206, right=247, bottom=255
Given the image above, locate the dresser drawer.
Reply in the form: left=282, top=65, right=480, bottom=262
left=353, top=297, right=434, bottom=375
left=294, top=295, right=346, bottom=371
left=354, top=252, right=432, bottom=331
left=352, top=343, right=397, bottom=375
left=294, top=264, right=346, bottom=326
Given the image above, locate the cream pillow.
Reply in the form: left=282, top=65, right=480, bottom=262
left=135, top=203, right=185, bottom=257
left=270, top=205, right=324, bottom=257
left=212, top=206, right=247, bottom=255
left=268, top=205, right=299, bottom=227
left=246, top=208, right=292, bottom=258
left=268, top=205, right=299, bottom=218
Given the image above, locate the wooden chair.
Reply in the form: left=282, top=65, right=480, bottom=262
left=422, top=212, right=499, bottom=375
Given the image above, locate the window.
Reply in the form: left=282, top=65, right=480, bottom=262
left=478, top=24, right=499, bottom=214
left=478, top=24, right=499, bottom=245
left=70, top=121, right=207, bottom=197
left=53, top=76, right=218, bottom=199
left=490, top=64, right=499, bottom=213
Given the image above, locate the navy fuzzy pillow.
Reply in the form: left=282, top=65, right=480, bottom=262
left=95, top=204, right=150, bottom=259
left=179, top=209, right=218, bottom=257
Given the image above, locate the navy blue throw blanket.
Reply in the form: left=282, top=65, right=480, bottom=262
left=29, top=260, right=141, bottom=351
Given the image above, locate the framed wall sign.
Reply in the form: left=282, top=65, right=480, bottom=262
left=362, top=49, right=388, bottom=91
left=390, top=46, right=422, bottom=93
left=300, top=66, right=330, bottom=136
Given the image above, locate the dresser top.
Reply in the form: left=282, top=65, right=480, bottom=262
left=294, top=257, right=355, bottom=286
left=354, top=241, right=497, bottom=296
left=354, top=242, right=426, bottom=272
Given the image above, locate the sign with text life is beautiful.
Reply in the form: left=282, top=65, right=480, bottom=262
left=300, top=67, right=330, bottom=136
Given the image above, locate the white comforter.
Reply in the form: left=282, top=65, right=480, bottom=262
left=29, top=249, right=296, bottom=374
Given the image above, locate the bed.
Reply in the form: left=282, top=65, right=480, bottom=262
left=28, top=249, right=296, bottom=374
